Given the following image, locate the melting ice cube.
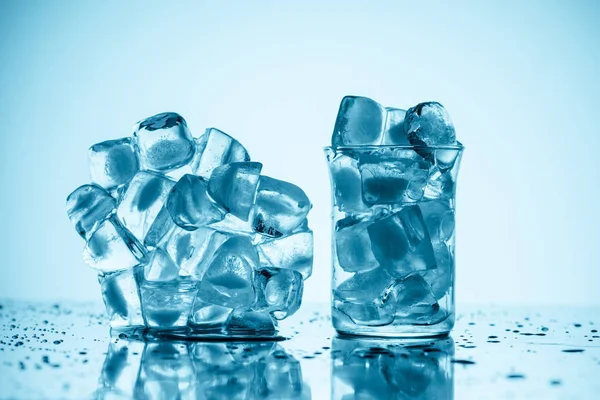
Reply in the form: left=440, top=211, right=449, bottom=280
left=332, top=96, right=386, bottom=146
left=404, top=102, right=456, bottom=147
left=255, top=267, right=303, bottom=320
left=208, top=162, right=262, bottom=221
left=382, top=107, right=409, bottom=145
left=66, top=184, right=116, bottom=240
left=99, top=265, right=144, bottom=328
left=192, top=128, right=250, bottom=179
left=225, top=309, right=276, bottom=335
left=256, top=230, right=313, bottom=279
left=334, top=217, right=379, bottom=273
left=88, top=137, right=139, bottom=189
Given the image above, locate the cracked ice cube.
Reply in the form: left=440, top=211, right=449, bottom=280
left=255, top=268, right=303, bottom=320
left=88, top=137, right=139, bottom=189
left=83, top=218, right=146, bottom=273
left=116, top=171, right=175, bottom=242
left=394, top=274, right=444, bottom=324
left=208, top=162, right=262, bottom=221
left=257, top=231, right=313, bottom=279
left=144, top=248, right=180, bottom=282
left=332, top=96, right=386, bottom=146
left=367, top=206, right=437, bottom=277
left=334, top=217, right=379, bottom=273
left=404, top=102, right=456, bottom=147
left=99, top=265, right=144, bottom=329
left=382, top=107, right=409, bottom=145
left=66, top=184, right=116, bottom=240
left=252, top=176, right=311, bottom=238
left=192, top=127, right=250, bottom=179
left=225, top=309, right=276, bottom=335
left=334, top=268, right=399, bottom=326
left=139, top=277, right=197, bottom=329
left=360, top=158, right=429, bottom=205
left=188, top=297, right=232, bottom=331
left=134, top=112, right=195, bottom=172
left=196, top=236, right=258, bottom=308
left=166, top=174, right=225, bottom=231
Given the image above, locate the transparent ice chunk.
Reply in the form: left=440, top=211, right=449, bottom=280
left=208, top=162, right=262, bottom=221
left=334, top=268, right=398, bottom=326
left=326, top=152, right=366, bottom=213
left=394, top=274, right=443, bottom=324
left=255, top=267, right=303, bottom=320
left=225, top=309, right=276, bottom=335
left=134, top=112, right=195, bottom=172
left=360, top=158, right=429, bottom=205
left=66, top=184, right=116, bottom=240
left=404, top=101, right=456, bottom=146
left=334, top=217, right=379, bottom=273
left=139, top=278, right=197, bottom=329
left=423, top=167, right=455, bottom=201
left=252, top=176, right=311, bottom=238
left=144, top=248, right=179, bottom=282
left=418, top=200, right=455, bottom=244
left=258, top=346, right=307, bottom=399
left=116, top=171, right=175, bottom=242
left=382, top=107, right=409, bottom=145
left=99, top=265, right=144, bottom=328
left=187, top=297, right=232, bottom=331
left=191, top=127, right=250, bottom=179
left=196, top=236, right=258, bottom=308
left=257, top=231, right=313, bottom=279
left=136, top=343, right=194, bottom=399
left=83, top=218, right=146, bottom=273
left=332, top=96, right=386, bottom=146
left=97, top=339, right=144, bottom=398
left=88, top=137, right=139, bottom=189
left=166, top=174, right=225, bottom=231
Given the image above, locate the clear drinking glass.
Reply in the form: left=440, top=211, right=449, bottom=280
left=324, top=144, right=463, bottom=337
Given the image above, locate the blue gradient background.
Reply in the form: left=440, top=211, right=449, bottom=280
left=1, top=1, right=598, bottom=306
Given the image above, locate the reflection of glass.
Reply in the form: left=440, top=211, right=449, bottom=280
left=331, top=336, right=454, bottom=399
left=325, top=146, right=463, bottom=337
left=94, top=339, right=311, bottom=399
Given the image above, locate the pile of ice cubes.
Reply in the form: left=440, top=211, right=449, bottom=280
left=66, top=112, right=313, bottom=336
left=328, top=97, right=461, bottom=329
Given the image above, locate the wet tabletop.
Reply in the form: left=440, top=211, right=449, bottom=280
left=0, top=301, right=599, bottom=399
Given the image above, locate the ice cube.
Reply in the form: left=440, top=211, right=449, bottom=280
left=196, top=236, right=258, bottom=308
left=394, top=274, right=443, bottom=323
left=418, top=200, right=455, bottom=244
left=255, top=268, right=303, bottom=320
left=252, top=176, right=311, bottom=238
left=83, top=218, right=146, bottom=273
left=258, top=346, right=307, bottom=399
left=257, top=231, right=313, bottom=279
left=334, top=217, right=379, bottom=273
left=360, top=158, right=429, bottom=205
left=116, top=171, right=175, bottom=241
left=99, top=265, right=144, bottom=328
left=325, top=151, right=366, bottom=213
left=368, top=206, right=436, bottom=278
left=166, top=174, right=226, bottom=231
left=208, top=162, right=262, bottom=221
left=144, top=248, right=179, bottom=282
left=139, top=277, right=197, bottom=329
left=423, top=244, right=453, bottom=300
left=423, top=167, right=455, bottom=201
left=188, top=297, right=232, bottom=331
left=97, top=339, right=144, bottom=398
left=334, top=268, right=399, bottom=326
left=332, top=96, right=386, bottom=146
left=404, top=102, right=456, bottom=146
left=382, top=107, right=410, bottom=145
left=134, top=112, right=195, bottom=172
left=136, top=343, right=194, bottom=399
left=66, top=184, right=116, bottom=240
left=192, top=127, right=250, bottom=179
left=225, top=309, right=276, bottom=335
left=88, top=137, right=139, bottom=189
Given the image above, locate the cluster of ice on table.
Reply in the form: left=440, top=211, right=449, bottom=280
left=96, top=340, right=310, bottom=399
left=328, top=96, right=461, bottom=329
left=67, top=112, right=313, bottom=336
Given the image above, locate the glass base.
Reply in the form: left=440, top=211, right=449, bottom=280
left=333, top=309, right=454, bottom=338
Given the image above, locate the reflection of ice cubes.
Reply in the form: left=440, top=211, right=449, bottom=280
left=257, top=346, right=307, bottom=399
left=360, top=159, right=429, bottom=205
left=116, top=171, right=175, bottom=242
left=166, top=174, right=225, bottom=230
left=382, top=107, right=409, bottom=145
left=252, top=176, right=311, bottom=238
left=367, top=206, right=436, bottom=277
left=257, top=231, right=314, bottom=279
left=192, top=127, right=250, bottom=179
left=395, top=274, right=443, bottom=324
left=255, top=268, right=303, bottom=320
left=144, top=248, right=179, bottom=282
left=134, top=112, right=195, bottom=172
left=225, top=309, right=276, bottom=335
left=334, top=268, right=398, bottom=326
left=187, top=297, right=232, bottom=331
left=136, top=343, right=195, bottom=399
left=66, top=184, right=116, bottom=240
left=332, top=96, right=386, bottom=146
left=208, top=162, right=262, bottom=221
left=334, top=217, right=379, bottom=273
left=404, top=102, right=456, bottom=146
left=88, top=137, right=139, bottom=189
left=139, top=278, right=197, bottom=329
left=326, top=152, right=366, bottom=213
left=196, top=236, right=258, bottom=308
left=83, top=218, right=146, bottom=273
left=96, top=339, right=144, bottom=399
left=99, top=265, right=144, bottom=328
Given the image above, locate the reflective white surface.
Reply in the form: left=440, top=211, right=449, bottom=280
left=0, top=301, right=599, bottom=399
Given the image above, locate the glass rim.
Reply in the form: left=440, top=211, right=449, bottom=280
left=324, top=143, right=464, bottom=151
